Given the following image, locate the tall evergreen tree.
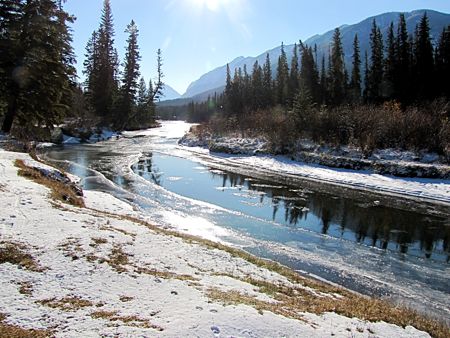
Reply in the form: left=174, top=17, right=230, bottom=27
left=435, top=25, right=450, bottom=98
left=275, top=42, right=289, bottom=105
left=319, top=55, right=328, bottom=103
left=251, top=60, right=264, bottom=110
left=299, top=42, right=319, bottom=103
left=93, top=0, right=118, bottom=121
left=1, top=0, right=75, bottom=134
left=367, top=19, right=384, bottom=102
left=414, top=12, right=434, bottom=100
left=349, top=34, right=361, bottom=102
left=363, top=51, right=369, bottom=102
left=384, top=22, right=396, bottom=99
left=395, top=13, right=412, bottom=103
left=329, top=28, right=346, bottom=105
left=262, top=53, right=272, bottom=107
left=117, top=19, right=141, bottom=129
left=0, top=0, right=24, bottom=130
left=288, top=43, right=299, bottom=105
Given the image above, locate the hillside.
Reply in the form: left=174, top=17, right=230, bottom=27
left=181, top=9, right=450, bottom=99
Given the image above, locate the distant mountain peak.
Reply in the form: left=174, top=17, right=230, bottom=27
left=181, top=9, right=450, bottom=99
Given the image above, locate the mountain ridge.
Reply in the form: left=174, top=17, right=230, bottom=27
left=181, top=9, right=450, bottom=99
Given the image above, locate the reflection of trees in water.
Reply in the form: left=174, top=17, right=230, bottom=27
left=133, top=153, right=162, bottom=186
left=205, top=167, right=449, bottom=260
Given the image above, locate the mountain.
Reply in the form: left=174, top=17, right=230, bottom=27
left=158, top=85, right=225, bottom=107
left=182, top=9, right=450, bottom=99
left=160, top=84, right=181, bottom=101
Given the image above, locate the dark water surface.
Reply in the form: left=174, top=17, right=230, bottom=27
left=41, top=121, right=450, bottom=321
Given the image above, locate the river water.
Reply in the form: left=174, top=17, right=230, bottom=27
left=40, top=121, right=450, bottom=321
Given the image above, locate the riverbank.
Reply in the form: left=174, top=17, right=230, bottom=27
left=1, top=149, right=448, bottom=337
left=179, top=131, right=450, bottom=205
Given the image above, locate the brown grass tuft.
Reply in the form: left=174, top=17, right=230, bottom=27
left=0, top=241, right=44, bottom=272
left=18, top=281, right=34, bottom=296
left=38, top=296, right=94, bottom=312
left=90, top=310, right=164, bottom=331
left=0, top=313, right=52, bottom=338
left=15, top=159, right=84, bottom=207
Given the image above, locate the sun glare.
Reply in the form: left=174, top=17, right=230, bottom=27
left=191, top=0, right=222, bottom=12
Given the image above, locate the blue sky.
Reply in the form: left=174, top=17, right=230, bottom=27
left=65, top=0, right=450, bottom=95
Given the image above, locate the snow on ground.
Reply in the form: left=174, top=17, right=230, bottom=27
left=0, top=149, right=433, bottom=337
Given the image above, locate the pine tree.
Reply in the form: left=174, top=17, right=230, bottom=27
left=414, top=12, right=434, bottom=100
left=368, top=19, right=384, bottom=102
left=262, top=53, right=272, bottom=107
left=1, top=0, right=76, bottom=134
left=117, top=19, right=141, bottom=129
left=363, top=51, right=369, bottom=102
left=435, top=26, right=450, bottom=98
left=288, top=43, right=299, bottom=105
left=93, top=0, right=118, bottom=121
left=276, top=42, right=289, bottom=105
left=384, top=22, right=396, bottom=99
left=329, top=28, right=346, bottom=105
left=319, top=55, right=328, bottom=103
left=299, top=42, right=319, bottom=103
left=251, top=60, right=264, bottom=110
left=395, top=13, right=411, bottom=103
left=0, top=0, right=24, bottom=131
left=349, top=34, right=361, bottom=102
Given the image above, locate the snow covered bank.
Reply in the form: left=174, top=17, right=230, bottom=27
left=179, top=133, right=450, bottom=204
left=0, top=149, right=444, bottom=337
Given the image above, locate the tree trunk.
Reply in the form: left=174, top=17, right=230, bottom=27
left=2, top=96, right=17, bottom=133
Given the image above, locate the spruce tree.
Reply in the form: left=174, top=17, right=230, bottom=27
left=276, top=42, right=289, bottom=105
left=395, top=13, right=411, bottom=103
left=288, top=43, right=299, bottom=105
left=0, top=0, right=23, bottom=131
left=329, top=28, right=346, bottom=105
left=368, top=19, right=384, bottom=102
left=349, top=34, right=361, bottom=102
left=435, top=26, right=450, bottom=98
left=414, top=12, right=434, bottom=100
left=262, top=53, right=272, bottom=108
left=299, top=42, right=319, bottom=103
left=251, top=60, right=264, bottom=110
left=117, top=19, right=141, bottom=129
left=1, top=0, right=76, bottom=134
left=384, top=22, right=396, bottom=99
left=94, top=0, right=118, bottom=121
left=319, top=55, right=328, bottom=104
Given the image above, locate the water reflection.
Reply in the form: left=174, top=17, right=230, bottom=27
left=132, top=152, right=450, bottom=263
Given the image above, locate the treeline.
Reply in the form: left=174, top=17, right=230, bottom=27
left=0, top=0, right=164, bottom=140
left=192, top=13, right=450, bottom=155
left=82, top=0, right=163, bottom=130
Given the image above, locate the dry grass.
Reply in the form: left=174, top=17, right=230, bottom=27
left=38, top=296, right=94, bottom=312
left=106, top=245, right=130, bottom=273
left=135, top=266, right=198, bottom=281
left=0, top=313, right=52, bottom=338
left=17, top=281, right=34, bottom=296
left=90, top=237, right=108, bottom=247
left=0, top=241, right=43, bottom=272
left=85, top=211, right=450, bottom=338
left=119, top=295, right=134, bottom=302
left=15, top=159, right=84, bottom=207
left=90, top=310, right=164, bottom=331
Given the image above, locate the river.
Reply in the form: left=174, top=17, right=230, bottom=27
left=40, top=121, right=450, bottom=322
